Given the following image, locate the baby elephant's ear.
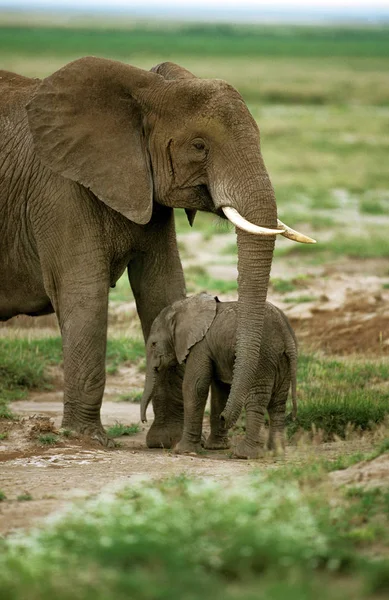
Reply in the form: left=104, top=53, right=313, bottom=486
left=170, top=293, right=217, bottom=364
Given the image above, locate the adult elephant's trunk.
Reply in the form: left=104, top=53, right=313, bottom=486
left=217, top=163, right=277, bottom=428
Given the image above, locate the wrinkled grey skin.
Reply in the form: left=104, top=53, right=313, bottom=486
left=0, top=58, right=278, bottom=448
left=141, top=294, right=298, bottom=459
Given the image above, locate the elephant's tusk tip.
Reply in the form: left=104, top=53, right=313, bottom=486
left=277, top=219, right=317, bottom=244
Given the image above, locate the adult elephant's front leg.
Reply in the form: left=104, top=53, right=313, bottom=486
left=59, top=287, right=113, bottom=447
left=128, top=205, right=186, bottom=448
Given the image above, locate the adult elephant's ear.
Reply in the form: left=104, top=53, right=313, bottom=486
left=169, top=293, right=217, bottom=364
left=26, top=57, right=165, bottom=224
left=151, top=62, right=198, bottom=228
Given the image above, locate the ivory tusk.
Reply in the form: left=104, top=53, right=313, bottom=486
left=277, top=219, right=317, bottom=244
left=222, top=206, right=284, bottom=236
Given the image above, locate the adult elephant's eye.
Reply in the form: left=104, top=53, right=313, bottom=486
left=193, top=140, right=205, bottom=151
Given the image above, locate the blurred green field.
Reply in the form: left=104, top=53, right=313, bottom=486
left=2, top=18, right=387, bottom=258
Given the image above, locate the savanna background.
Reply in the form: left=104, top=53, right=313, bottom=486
left=0, top=5, right=389, bottom=599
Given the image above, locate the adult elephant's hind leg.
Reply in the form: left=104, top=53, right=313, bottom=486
left=267, top=376, right=290, bottom=456
left=59, top=285, right=113, bottom=447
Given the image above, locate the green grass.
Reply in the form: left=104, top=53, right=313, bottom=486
left=1, top=23, right=388, bottom=61
left=117, top=390, right=143, bottom=403
left=0, top=337, right=146, bottom=413
left=38, top=434, right=59, bottom=446
left=359, top=198, right=389, bottom=215
left=0, top=432, right=8, bottom=440
left=186, top=265, right=237, bottom=294
left=276, top=232, right=389, bottom=261
left=0, top=491, right=6, bottom=502
left=17, top=493, right=33, bottom=502
left=107, top=423, right=140, bottom=438
left=109, top=271, right=134, bottom=303
left=270, top=278, right=297, bottom=293
left=288, top=354, right=389, bottom=440
left=106, top=338, right=145, bottom=375
left=1, top=458, right=389, bottom=600
left=284, top=295, right=317, bottom=304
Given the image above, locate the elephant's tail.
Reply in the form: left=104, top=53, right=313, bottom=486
left=278, top=307, right=298, bottom=421
left=290, top=357, right=297, bottom=421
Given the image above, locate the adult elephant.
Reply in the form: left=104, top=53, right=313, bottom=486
left=0, top=58, right=312, bottom=447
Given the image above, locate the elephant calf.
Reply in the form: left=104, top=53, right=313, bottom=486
left=141, top=293, right=297, bottom=459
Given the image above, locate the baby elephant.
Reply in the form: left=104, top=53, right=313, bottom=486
left=141, top=293, right=297, bottom=459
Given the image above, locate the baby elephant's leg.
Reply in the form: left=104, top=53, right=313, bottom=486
left=267, top=376, right=290, bottom=455
left=204, top=380, right=230, bottom=450
left=174, top=346, right=212, bottom=455
left=233, top=386, right=269, bottom=460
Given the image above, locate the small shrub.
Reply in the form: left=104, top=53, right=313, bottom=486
left=0, top=491, right=6, bottom=502
left=0, top=432, right=8, bottom=440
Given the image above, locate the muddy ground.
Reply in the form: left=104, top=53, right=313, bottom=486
left=1, top=248, right=388, bottom=536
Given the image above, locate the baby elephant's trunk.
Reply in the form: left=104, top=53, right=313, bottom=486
left=140, top=361, right=156, bottom=423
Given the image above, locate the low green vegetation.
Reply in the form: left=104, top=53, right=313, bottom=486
left=38, top=434, right=59, bottom=446
left=17, top=493, right=32, bottom=502
left=275, top=232, right=389, bottom=261
left=1, top=443, right=389, bottom=600
left=288, top=354, right=389, bottom=439
left=106, top=338, right=145, bottom=375
left=0, top=337, right=146, bottom=416
left=107, top=423, right=140, bottom=438
left=0, top=432, right=8, bottom=440
left=284, top=295, right=317, bottom=304
left=117, top=390, right=143, bottom=403
left=1, top=22, right=387, bottom=63
left=359, top=198, right=389, bottom=215
left=186, top=265, right=237, bottom=294
left=0, top=491, right=6, bottom=502
left=270, top=278, right=297, bottom=294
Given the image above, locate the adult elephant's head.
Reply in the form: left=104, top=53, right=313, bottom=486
left=27, top=57, right=313, bottom=427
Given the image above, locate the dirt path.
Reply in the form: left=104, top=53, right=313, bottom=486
left=0, top=381, right=376, bottom=536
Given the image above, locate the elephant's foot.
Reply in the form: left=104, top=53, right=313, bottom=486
left=268, top=433, right=285, bottom=456
left=61, top=417, right=115, bottom=448
left=203, top=435, right=230, bottom=450
left=233, top=439, right=265, bottom=460
left=146, top=421, right=183, bottom=449
left=173, top=439, right=202, bottom=455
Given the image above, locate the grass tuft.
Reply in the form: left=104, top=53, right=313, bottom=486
left=38, top=434, right=59, bottom=446
left=17, top=493, right=32, bottom=502
left=107, top=423, right=140, bottom=438
left=288, top=354, right=389, bottom=440
left=117, top=390, right=143, bottom=403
